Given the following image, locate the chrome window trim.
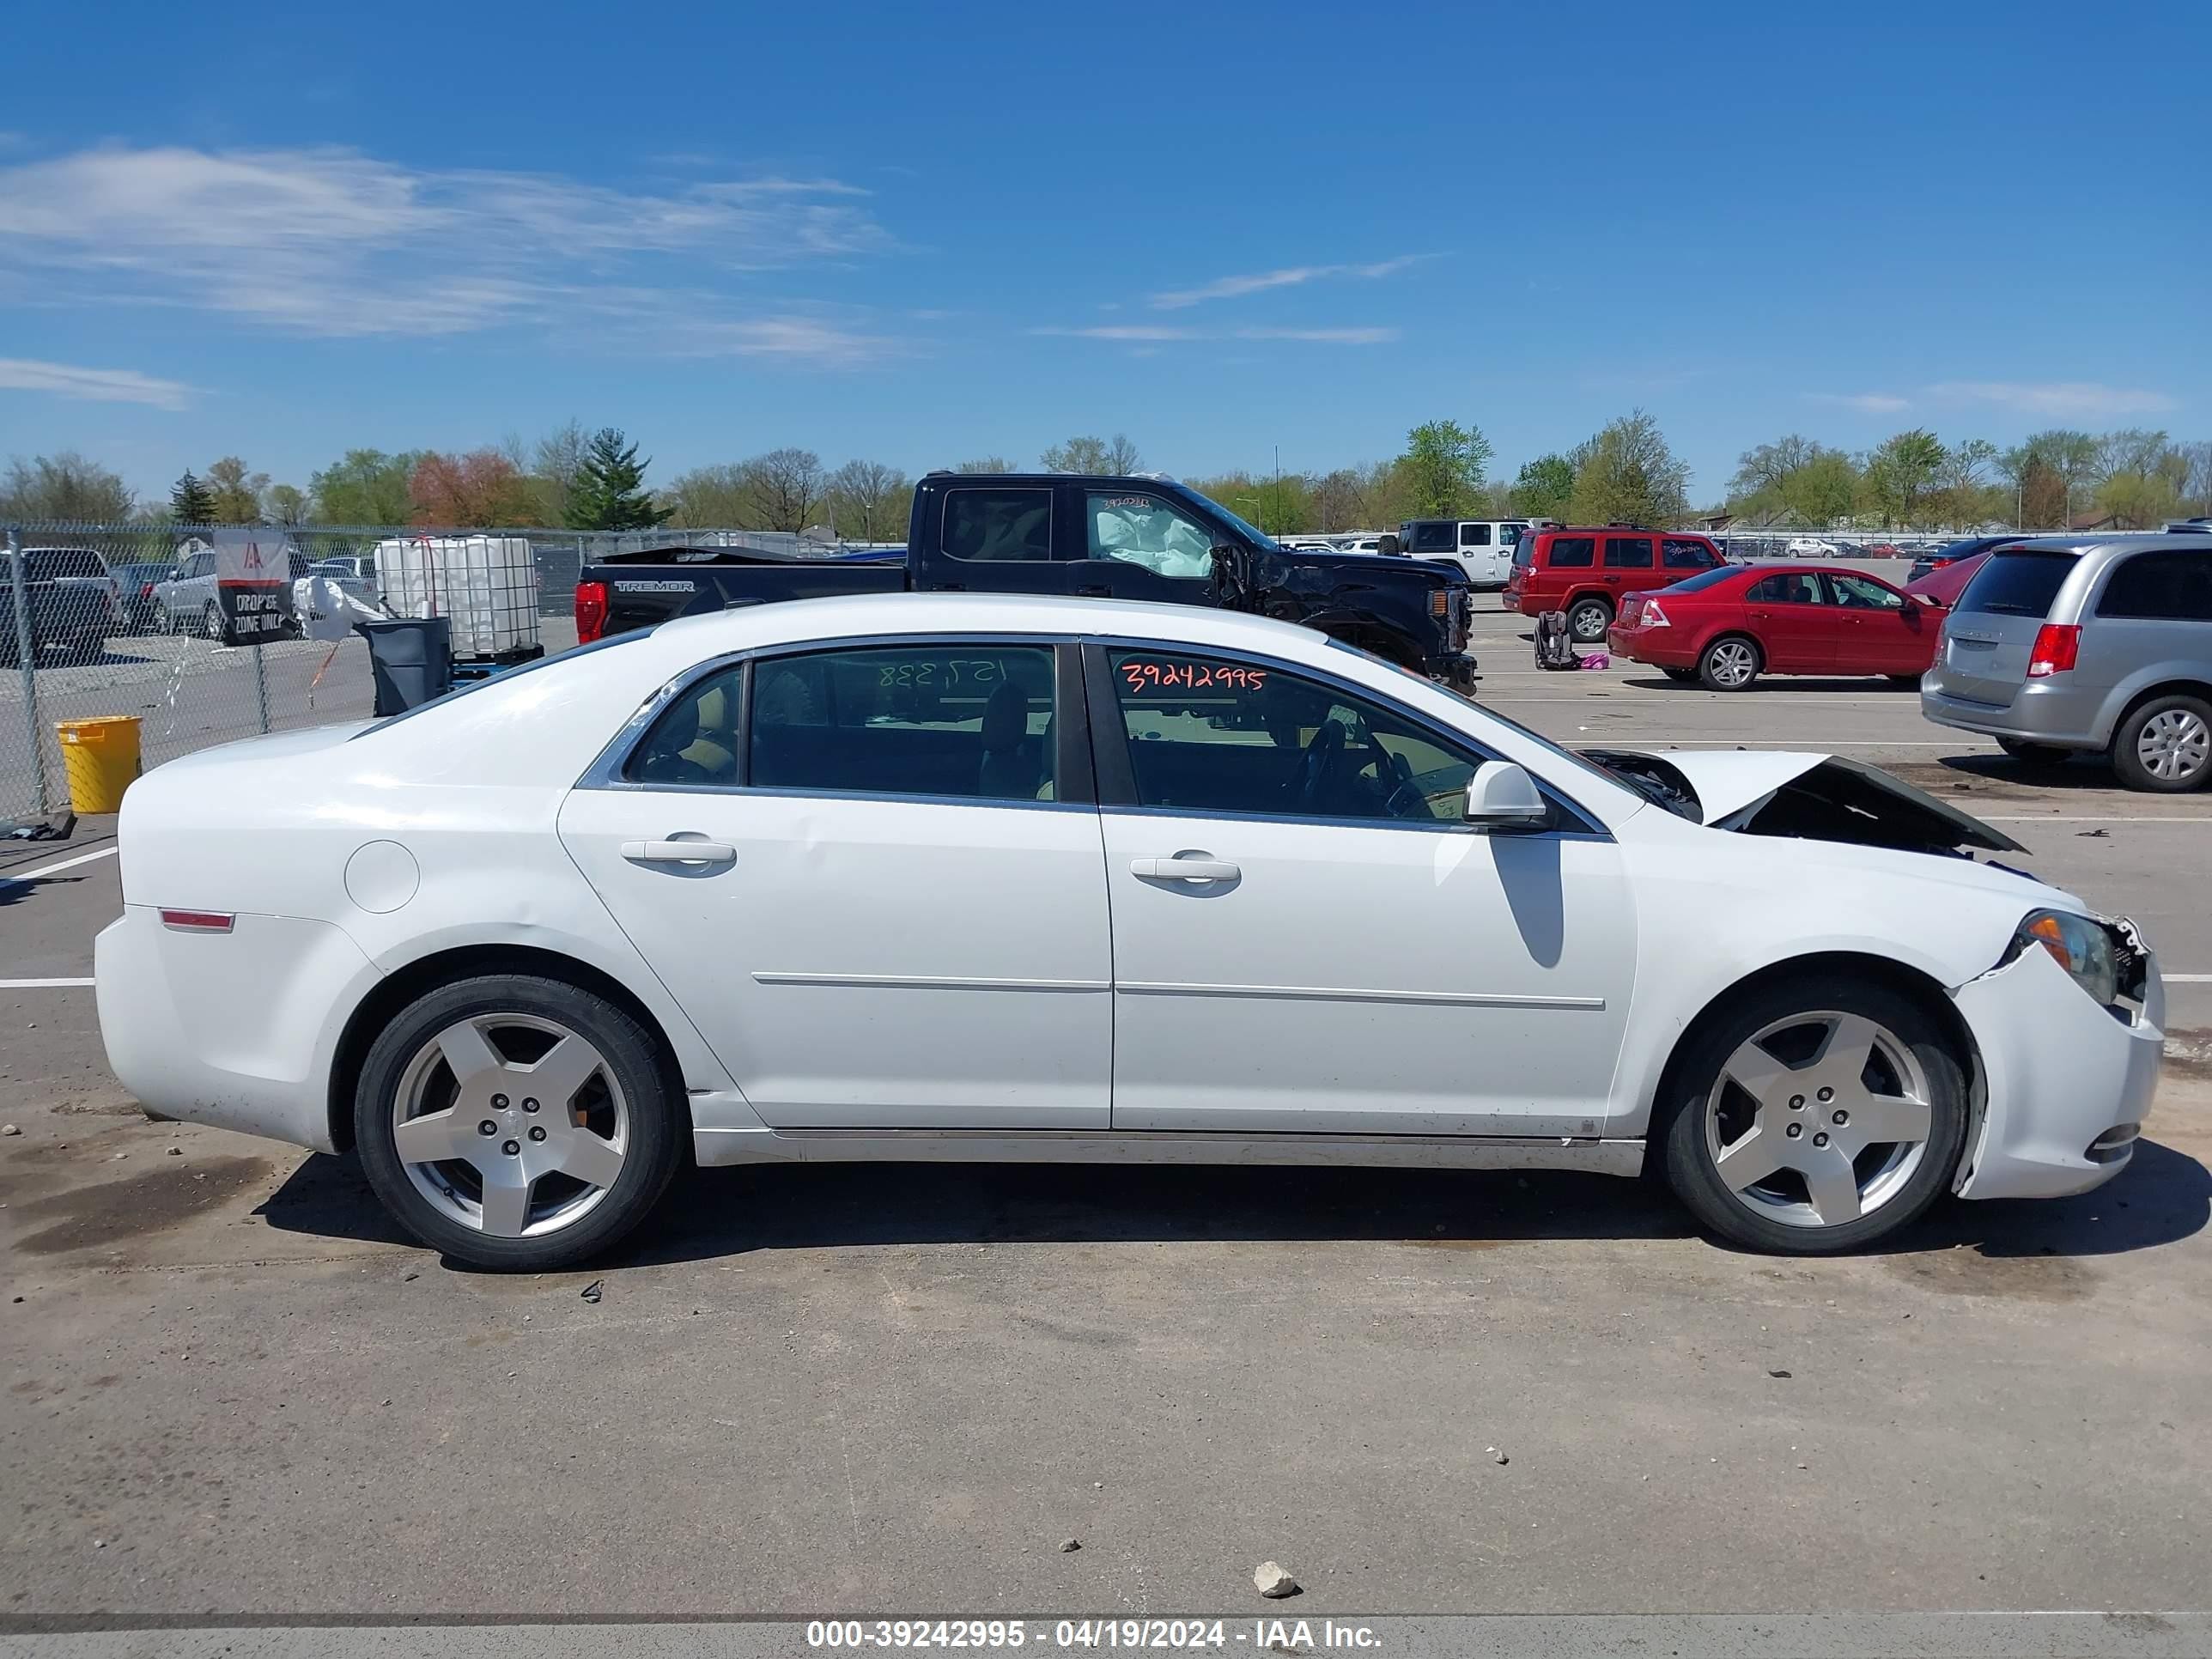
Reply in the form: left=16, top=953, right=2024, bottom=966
left=574, top=630, right=1085, bottom=795
left=1083, top=633, right=1613, bottom=841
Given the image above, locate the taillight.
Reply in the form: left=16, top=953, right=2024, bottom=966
left=139, top=582, right=155, bottom=599
left=160, top=909, right=234, bottom=933
left=1642, top=600, right=1670, bottom=628
left=2026, top=623, right=2079, bottom=678
left=574, top=580, right=609, bottom=643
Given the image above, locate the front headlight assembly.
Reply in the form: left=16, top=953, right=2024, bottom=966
left=2006, top=908, right=2120, bottom=1006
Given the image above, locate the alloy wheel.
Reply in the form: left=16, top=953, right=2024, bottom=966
left=1569, top=603, right=1610, bottom=642
left=1703, top=1011, right=1931, bottom=1229
left=1705, top=640, right=1757, bottom=687
left=2137, top=708, right=2210, bottom=784
left=391, top=1013, right=630, bottom=1238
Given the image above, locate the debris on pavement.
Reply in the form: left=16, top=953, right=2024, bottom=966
left=1059, top=1538, right=1080, bottom=1553
left=1488, top=1446, right=1509, bottom=1464
left=1768, top=1369, right=1793, bottom=1378
left=580, top=1279, right=604, bottom=1304
left=1254, top=1561, right=1299, bottom=1599
left=166, top=1146, right=182, bottom=1156
left=0, top=1123, right=19, bottom=1136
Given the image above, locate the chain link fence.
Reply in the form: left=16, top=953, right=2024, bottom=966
left=2, top=520, right=823, bottom=828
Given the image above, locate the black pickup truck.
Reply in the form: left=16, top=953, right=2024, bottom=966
left=575, top=472, right=1477, bottom=685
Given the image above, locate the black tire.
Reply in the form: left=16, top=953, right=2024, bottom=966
left=2110, top=693, right=2212, bottom=793
left=1659, top=975, right=1969, bottom=1255
left=201, top=602, right=224, bottom=641
left=1996, top=737, right=2069, bottom=768
left=1661, top=666, right=1698, bottom=684
left=1698, top=634, right=1762, bottom=691
left=1565, top=596, right=1613, bottom=644
left=354, top=974, right=684, bottom=1271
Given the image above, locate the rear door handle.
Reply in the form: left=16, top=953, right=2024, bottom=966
left=1129, top=855, right=1241, bottom=883
left=1073, top=585, right=1112, bottom=597
left=621, top=839, right=737, bottom=866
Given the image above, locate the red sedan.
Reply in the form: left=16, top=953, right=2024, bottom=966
left=1607, top=564, right=1943, bottom=690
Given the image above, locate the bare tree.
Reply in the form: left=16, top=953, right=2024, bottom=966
left=743, top=447, right=825, bottom=532
left=953, top=457, right=1016, bottom=473
left=2178, top=441, right=2212, bottom=514
left=663, top=464, right=751, bottom=529
left=828, top=459, right=909, bottom=542
left=0, top=452, right=136, bottom=521
left=1309, top=468, right=1364, bottom=532
left=1039, top=434, right=1141, bottom=475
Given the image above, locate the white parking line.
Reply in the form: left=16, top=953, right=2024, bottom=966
left=0, top=843, right=117, bottom=887
left=2166, top=974, right=2212, bottom=984
left=0, top=976, right=94, bottom=988
left=1981, top=815, right=2212, bottom=823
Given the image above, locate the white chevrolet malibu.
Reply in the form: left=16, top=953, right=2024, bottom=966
left=96, top=594, right=2163, bottom=1269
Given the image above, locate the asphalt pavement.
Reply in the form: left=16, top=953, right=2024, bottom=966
left=0, top=594, right=2207, bottom=1621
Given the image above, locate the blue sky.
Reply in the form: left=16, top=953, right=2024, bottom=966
left=1, top=0, right=2206, bottom=508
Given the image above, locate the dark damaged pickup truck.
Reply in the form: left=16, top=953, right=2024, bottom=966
left=575, top=471, right=1478, bottom=686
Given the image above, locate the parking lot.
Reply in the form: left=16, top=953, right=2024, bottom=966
left=2, top=596, right=2208, bottom=1618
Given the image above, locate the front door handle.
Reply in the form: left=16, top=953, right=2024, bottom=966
left=1073, top=584, right=1112, bottom=597
left=621, top=838, right=737, bottom=866
left=1130, top=855, right=1240, bottom=883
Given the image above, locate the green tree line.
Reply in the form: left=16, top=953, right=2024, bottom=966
left=7, top=417, right=2209, bottom=537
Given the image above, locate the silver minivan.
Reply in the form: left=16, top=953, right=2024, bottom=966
left=1922, top=533, right=2212, bottom=791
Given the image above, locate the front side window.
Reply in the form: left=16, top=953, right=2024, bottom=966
left=1825, top=573, right=1905, bottom=610
left=941, top=489, right=1053, bottom=563
left=1086, top=491, right=1213, bottom=580
left=1662, top=536, right=1717, bottom=569
left=2097, top=551, right=2212, bottom=621
left=1547, top=536, right=1595, bottom=568
left=1747, top=572, right=1820, bottom=604
left=1460, top=523, right=1492, bottom=547
left=1408, top=521, right=1457, bottom=553
left=742, top=644, right=1057, bottom=802
left=1603, top=536, right=1654, bottom=569
left=1108, top=649, right=1480, bottom=824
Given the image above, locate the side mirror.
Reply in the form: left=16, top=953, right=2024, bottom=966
left=1376, top=533, right=1401, bottom=556
left=1208, top=543, right=1253, bottom=605
left=1463, top=761, right=1549, bottom=831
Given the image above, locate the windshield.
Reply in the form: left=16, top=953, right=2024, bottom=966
left=1177, top=485, right=1280, bottom=553
left=1957, top=549, right=2078, bottom=618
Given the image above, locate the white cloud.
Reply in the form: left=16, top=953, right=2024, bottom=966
left=1035, top=324, right=1395, bottom=346
left=0, top=357, right=188, bottom=409
left=1808, top=392, right=1912, bottom=413
left=1149, top=253, right=1422, bottom=309
left=677, top=314, right=899, bottom=368
left=1236, top=326, right=1398, bottom=344
left=0, top=144, right=895, bottom=362
left=1031, top=325, right=1201, bottom=342
left=1927, top=380, right=2179, bottom=417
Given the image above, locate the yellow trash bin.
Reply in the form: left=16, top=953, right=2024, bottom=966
left=56, top=715, right=143, bottom=813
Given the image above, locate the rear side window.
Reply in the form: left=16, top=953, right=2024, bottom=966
left=1747, top=573, right=1820, bottom=604
left=27, top=550, right=106, bottom=580
left=1959, top=550, right=2079, bottom=618
left=1499, top=524, right=1524, bottom=545
left=941, top=489, right=1053, bottom=562
left=1460, top=524, right=1492, bottom=547
left=2096, top=551, right=2212, bottom=622
left=1662, top=537, right=1717, bottom=569
left=1602, top=536, right=1654, bottom=569
left=1547, top=536, right=1595, bottom=568
left=747, top=644, right=1058, bottom=802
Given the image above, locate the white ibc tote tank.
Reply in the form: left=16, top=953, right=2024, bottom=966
left=374, top=536, right=539, bottom=659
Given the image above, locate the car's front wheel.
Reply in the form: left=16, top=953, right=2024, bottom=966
left=355, top=974, right=684, bottom=1271
left=2112, top=694, right=2212, bottom=793
left=1660, top=978, right=1968, bottom=1254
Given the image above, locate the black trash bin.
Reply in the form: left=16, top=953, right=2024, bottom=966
left=356, top=617, right=453, bottom=716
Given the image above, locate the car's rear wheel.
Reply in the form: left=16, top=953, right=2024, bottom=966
left=1996, top=737, right=2069, bottom=768
left=355, top=974, right=684, bottom=1271
left=201, top=601, right=224, bottom=641
left=2112, top=694, right=2212, bottom=793
left=1565, top=597, right=1613, bottom=644
left=1660, top=978, right=1968, bottom=1254
left=1698, top=635, right=1761, bottom=691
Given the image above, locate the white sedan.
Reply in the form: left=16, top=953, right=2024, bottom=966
left=96, top=593, right=2164, bottom=1269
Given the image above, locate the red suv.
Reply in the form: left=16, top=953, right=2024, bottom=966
left=1505, top=526, right=1725, bottom=644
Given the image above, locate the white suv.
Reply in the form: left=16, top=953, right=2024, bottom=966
left=1395, top=519, right=1529, bottom=587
